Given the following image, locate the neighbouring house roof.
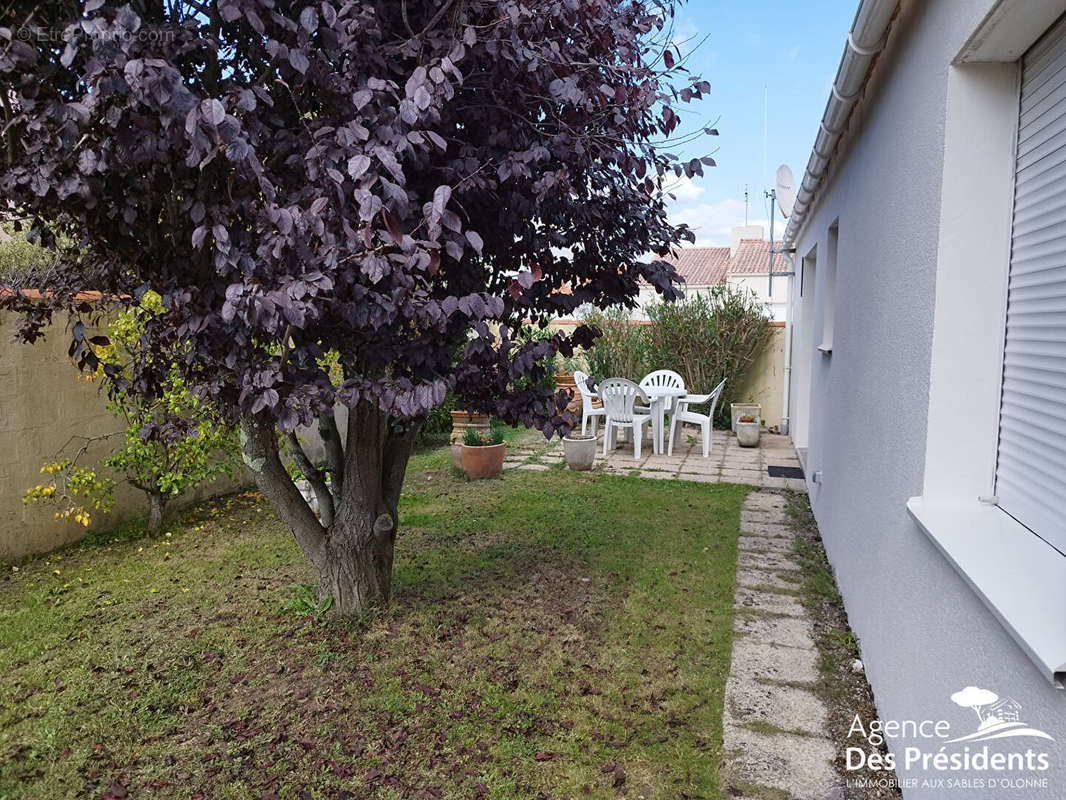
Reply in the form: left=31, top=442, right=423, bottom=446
left=662, top=246, right=730, bottom=286
left=729, top=239, right=788, bottom=275
left=659, top=240, right=784, bottom=287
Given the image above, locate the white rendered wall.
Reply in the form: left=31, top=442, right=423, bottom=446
left=787, top=1, right=1066, bottom=796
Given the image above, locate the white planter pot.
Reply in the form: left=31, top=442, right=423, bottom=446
left=735, top=421, right=761, bottom=448
left=563, top=435, right=597, bottom=471
left=731, top=403, right=761, bottom=432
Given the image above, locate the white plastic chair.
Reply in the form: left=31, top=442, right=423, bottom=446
left=636, top=369, right=686, bottom=415
left=573, top=370, right=606, bottom=436
left=668, top=378, right=727, bottom=457
left=599, top=378, right=651, bottom=459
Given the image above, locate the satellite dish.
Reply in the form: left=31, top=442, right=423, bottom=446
left=775, top=164, right=796, bottom=218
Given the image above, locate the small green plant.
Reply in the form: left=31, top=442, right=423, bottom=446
left=283, top=584, right=334, bottom=621
left=24, top=292, right=239, bottom=536
left=462, top=426, right=505, bottom=447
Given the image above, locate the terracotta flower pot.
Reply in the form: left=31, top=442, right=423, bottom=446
left=461, top=442, right=507, bottom=480
left=554, top=371, right=582, bottom=416
left=563, top=434, right=596, bottom=471
left=450, top=411, right=491, bottom=469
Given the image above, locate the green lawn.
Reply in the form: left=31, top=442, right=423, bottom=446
left=0, top=442, right=748, bottom=800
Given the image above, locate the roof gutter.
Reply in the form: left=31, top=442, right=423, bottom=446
left=782, top=0, right=899, bottom=247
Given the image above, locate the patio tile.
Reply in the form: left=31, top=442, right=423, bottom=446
left=517, top=463, right=549, bottom=472
left=639, top=470, right=676, bottom=480
left=677, top=472, right=720, bottom=484
left=785, top=478, right=808, bottom=493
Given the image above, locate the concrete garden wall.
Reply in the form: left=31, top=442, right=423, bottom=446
left=0, top=314, right=239, bottom=561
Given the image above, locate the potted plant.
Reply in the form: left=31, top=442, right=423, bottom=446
left=562, top=433, right=597, bottom=471
left=735, top=414, right=761, bottom=447
left=730, top=402, right=761, bottom=433
left=450, top=409, right=491, bottom=469
left=554, top=354, right=585, bottom=417
left=460, top=426, right=507, bottom=480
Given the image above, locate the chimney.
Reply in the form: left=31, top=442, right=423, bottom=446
left=730, top=225, right=764, bottom=256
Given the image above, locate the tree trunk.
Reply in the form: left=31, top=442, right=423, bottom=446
left=239, top=405, right=421, bottom=617
left=146, top=491, right=166, bottom=537
left=318, top=506, right=397, bottom=614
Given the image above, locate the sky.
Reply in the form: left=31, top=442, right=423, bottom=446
left=661, top=0, right=858, bottom=246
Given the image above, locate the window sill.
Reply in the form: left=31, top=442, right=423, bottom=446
left=907, top=496, right=1066, bottom=688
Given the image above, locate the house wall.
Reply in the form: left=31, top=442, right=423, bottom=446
left=788, top=1, right=1066, bottom=796
left=0, top=315, right=241, bottom=561
left=725, top=274, right=788, bottom=321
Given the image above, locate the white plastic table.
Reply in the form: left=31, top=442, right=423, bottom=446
left=642, top=385, right=687, bottom=455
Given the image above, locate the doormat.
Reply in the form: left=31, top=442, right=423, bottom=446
left=767, top=465, right=804, bottom=479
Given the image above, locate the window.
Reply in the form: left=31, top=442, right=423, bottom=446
left=908, top=10, right=1066, bottom=687
left=993, top=16, right=1066, bottom=556
left=818, top=221, right=838, bottom=353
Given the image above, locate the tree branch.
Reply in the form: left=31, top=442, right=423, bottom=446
left=239, top=415, right=328, bottom=567
left=284, top=431, right=335, bottom=527
left=318, top=410, right=345, bottom=503
left=382, top=419, right=423, bottom=514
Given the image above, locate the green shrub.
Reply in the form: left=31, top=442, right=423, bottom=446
left=645, top=286, right=773, bottom=426
left=0, top=225, right=58, bottom=283
left=584, top=308, right=650, bottom=381
left=420, top=392, right=456, bottom=442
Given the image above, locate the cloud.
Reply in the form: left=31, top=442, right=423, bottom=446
left=662, top=174, right=706, bottom=204
left=668, top=196, right=780, bottom=246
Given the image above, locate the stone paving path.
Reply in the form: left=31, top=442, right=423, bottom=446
left=503, top=429, right=807, bottom=492
left=722, top=490, right=841, bottom=800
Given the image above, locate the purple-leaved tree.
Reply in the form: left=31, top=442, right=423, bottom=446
left=0, top=0, right=714, bottom=614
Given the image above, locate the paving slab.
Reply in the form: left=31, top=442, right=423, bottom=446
left=737, top=535, right=795, bottom=555
left=677, top=473, right=720, bottom=484
left=737, top=549, right=801, bottom=572
left=729, top=640, right=820, bottom=686
left=736, top=567, right=803, bottom=591
left=722, top=724, right=840, bottom=800
left=639, top=470, right=676, bottom=480
left=726, top=679, right=828, bottom=737
left=739, top=521, right=796, bottom=539
left=734, top=612, right=815, bottom=650
left=734, top=587, right=806, bottom=617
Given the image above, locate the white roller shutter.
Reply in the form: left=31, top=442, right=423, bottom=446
left=996, top=16, right=1066, bottom=554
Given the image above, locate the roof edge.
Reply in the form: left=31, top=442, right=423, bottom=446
left=783, top=0, right=900, bottom=247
